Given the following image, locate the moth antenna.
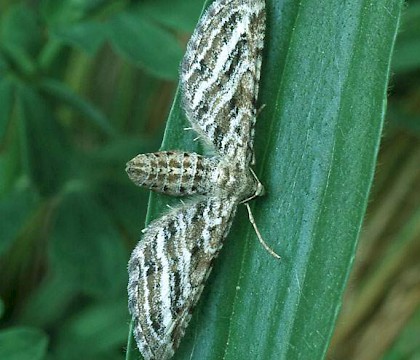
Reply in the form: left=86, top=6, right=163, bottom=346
left=184, top=127, right=194, bottom=131
left=245, top=203, right=281, bottom=259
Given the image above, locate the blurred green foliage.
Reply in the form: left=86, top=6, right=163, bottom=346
left=0, top=0, right=418, bottom=359
left=0, top=0, right=203, bottom=359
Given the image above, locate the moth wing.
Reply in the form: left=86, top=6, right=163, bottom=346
left=181, top=0, right=265, bottom=165
left=128, top=197, right=237, bottom=360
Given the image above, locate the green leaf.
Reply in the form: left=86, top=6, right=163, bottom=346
left=50, top=189, right=127, bottom=298
left=392, top=2, right=420, bottom=73
left=0, top=77, right=14, bottom=144
left=0, top=4, right=41, bottom=76
left=54, top=300, right=128, bottom=359
left=41, top=0, right=82, bottom=24
left=50, top=21, right=106, bottom=55
left=18, top=271, right=78, bottom=328
left=0, top=4, right=43, bottom=57
left=95, top=180, right=149, bottom=241
left=0, top=298, right=4, bottom=319
left=387, top=103, right=420, bottom=135
left=17, top=84, right=69, bottom=196
left=91, top=136, right=158, bottom=165
left=107, top=8, right=183, bottom=80
left=39, top=78, right=117, bottom=137
left=126, top=0, right=404, bottom=359
left=0, top=188, right=38, bottom=255
left=0, top=53, right=8, bottom=73
left=0, top=327, right=48, bottom=360
left=138, top=0, right=204, bottom=32
left=0, top=132, right=21, bottom=196
left=40, top=0, right=108, bottom=24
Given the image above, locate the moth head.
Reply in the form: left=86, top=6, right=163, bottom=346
left=254, top=179, right=265, bottom=197
left=249, top=167, right=265, bottom=198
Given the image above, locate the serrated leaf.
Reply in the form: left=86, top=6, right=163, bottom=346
left=107, top=9, right=183, bottom=80
left=126, top=0, right=404, bottom=359
left=0, top=327, right=48, bottom=360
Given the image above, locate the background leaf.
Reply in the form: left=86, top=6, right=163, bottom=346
left=50, top=22, right=106, bottom=55
left=0, top=327, right=48, bottom=360
left=107, top=8, right=183, bottom=80
left=0, top=4, right=42, bottom=56
left=53, top=300, right=128, bottom=360
left=0, top=189, right=38, bottom=255
left=0, top=298, right=4, bottom=319
left=39, top=78, right=117, bottom=137
left=392, top=2, right=420, bottom=73
left=0, top=4, right=42, bottom=75
left=17, top=85, right=69, bottom=196
left=138, top=0, right=205, bottom=32
left=0, top=77, right=13, bottom=143
left=50, top=189, right=127, bottom=298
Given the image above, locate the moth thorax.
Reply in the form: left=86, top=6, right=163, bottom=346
left=213, top=161, right=263, bottom=201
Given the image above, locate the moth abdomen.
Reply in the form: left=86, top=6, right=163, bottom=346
left=126, top=151, right=217, bottom=196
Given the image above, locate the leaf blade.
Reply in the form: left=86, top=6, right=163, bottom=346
left=127, top=0, right=404, bottom=359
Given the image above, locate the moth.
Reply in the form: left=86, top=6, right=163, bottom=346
left=126, top=0, right=272, bottom=359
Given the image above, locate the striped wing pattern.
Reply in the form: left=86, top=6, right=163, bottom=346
left=128, top=197, right=237, bottom=359
left=181, top=0, right=265, bottom=166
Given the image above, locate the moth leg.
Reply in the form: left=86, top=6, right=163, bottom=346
left=244, top=203, right=280, bottom=260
